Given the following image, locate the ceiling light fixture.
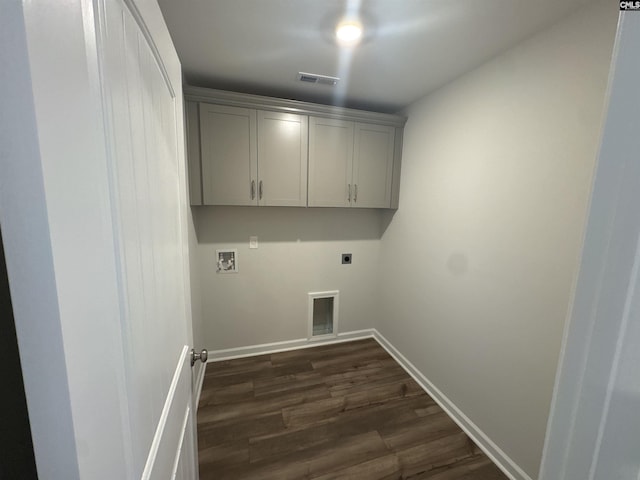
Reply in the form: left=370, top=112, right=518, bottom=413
left=335, top=20, right=363, bottom=47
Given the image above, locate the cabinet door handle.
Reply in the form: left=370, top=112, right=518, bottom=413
left=354, top=184, right=358, bottom=203
left=348, top=184, right=351, bottom=203
left=251, top=180, right=256, bottom=200
left=259, top=180, right=263, bottom=200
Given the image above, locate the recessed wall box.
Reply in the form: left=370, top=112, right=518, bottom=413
left=308, top=291, right=339, bottom=339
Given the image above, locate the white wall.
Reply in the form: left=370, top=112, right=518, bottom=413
left=376, top=0, right=616, bottom=478
left=194, top=207, right=383, bottom=349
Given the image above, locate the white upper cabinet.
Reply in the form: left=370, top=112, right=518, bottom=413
left=187, top=87, right=405, bottom=209
left=199, top=104, right=308, bottom=206
left=352, top=122, right=395, bottom=208
left=257, top=111, right=308, bottom=207
left=308, top=117, right=354, bottom=207
left=309, top=118, right=395, bottom=208
left=200, top=104, right=257, bottom=206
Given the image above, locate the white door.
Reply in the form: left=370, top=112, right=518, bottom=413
left=1, top=0, right=198, bottom=478
left=98, top=0, right=198, bottom=478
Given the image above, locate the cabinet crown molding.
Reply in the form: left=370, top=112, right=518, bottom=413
left=184, top=85, right=407, bottom=128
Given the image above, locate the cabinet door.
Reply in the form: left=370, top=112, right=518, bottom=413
left=257, top=111, right=308, bottom=206
left=308, top=117, right=354, bottom=207
left=199, top=103, right=257, bottom=205
left=352, top=122, right=395, bottom=208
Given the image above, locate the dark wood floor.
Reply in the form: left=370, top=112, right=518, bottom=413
left=197, top=338, right=508, bottom=479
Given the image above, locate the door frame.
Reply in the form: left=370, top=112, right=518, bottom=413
left=539, top=11, right=640, bottom=480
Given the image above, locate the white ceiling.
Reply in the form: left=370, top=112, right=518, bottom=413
left=157, top=0, right=593, bottom=113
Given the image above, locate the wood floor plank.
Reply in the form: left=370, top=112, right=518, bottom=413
left=395, top=431, right=475, bottom=478
left=198, top=411, right=286, bottom=448
left=199, top=380, right=254, bottom=407
left=340, top=376, right=424, bottom=412
left=253, top=371, right=325, bottom=397
left=411, top=455, right=503, bottom=479
left=205, top=357, right=272, bottom=377
left=380, top=410, right=461, bottom=450
left=197, top=339, right=508, bottom=480
left=200, top=384, right=330, bottom=423
left=269, top=338, right=379, bottom=365
left=249, top=396, right=422, bottom=463
left=310, top=348, right=392, bottom=371
left=281, top=395, right=346, bottom=428
left=198, top=440, right=249, bottom=470
left=263, top=430, right=391, bottom=479
left=325, top=364, right=407, bottom=394
left=206, top=360, right=315, bottom=388
left=311, top=453, right=400, bottom=480
left=215, top=431, right=390, bottom=480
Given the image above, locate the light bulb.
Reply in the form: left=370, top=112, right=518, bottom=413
left=335, top=21, right=363, bottom=46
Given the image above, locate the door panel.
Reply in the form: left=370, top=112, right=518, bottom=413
left=172, top=399, right=196, bottom=480
left=257, top=111, right=308, bottom=206
left=99, top=0, right=196, bottom=477
left=308, top=117, right=353, bottom=207
left=200, top=104, right=258, bottom=205
left=353, top=123, right=395, bottom=208
left=142, top=347, right=195, bottom=480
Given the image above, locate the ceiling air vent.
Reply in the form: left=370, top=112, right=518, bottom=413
left=298, top=72, right=339, bottom=86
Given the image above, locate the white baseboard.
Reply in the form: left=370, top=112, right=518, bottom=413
left=204, top=328, right=531, bottom=480
left=207, top=329, right=375, bottom=362
left=371, top=330, right=533, bottom=480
